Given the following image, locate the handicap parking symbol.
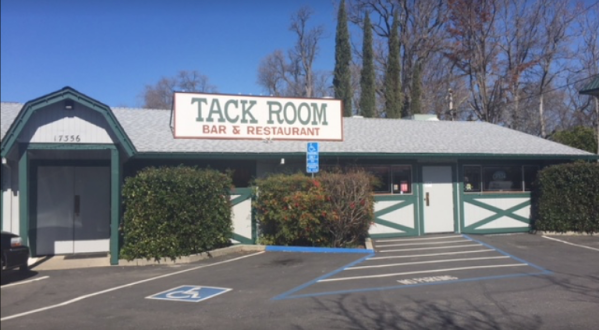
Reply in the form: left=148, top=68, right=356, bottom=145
left=146, top=285, right=232, bottom=303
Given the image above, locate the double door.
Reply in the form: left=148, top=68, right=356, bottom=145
left=35, top=166, right=110, bottom=255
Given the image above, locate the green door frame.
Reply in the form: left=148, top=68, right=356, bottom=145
left=18, top=143, right=121, bottom=265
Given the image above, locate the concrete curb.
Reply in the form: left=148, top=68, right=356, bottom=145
left=118, top=244, right=266, bottom=266
left=265, top=245, right=374, bottom=254
left=29, top=245, right=266, bottom=271
left=365, top=237, right=374, bottom=251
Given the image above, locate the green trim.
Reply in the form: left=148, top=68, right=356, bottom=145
left=458, top=162, right=535, bottom=234
left=230, top=188, right=252, bottom=206
left=462, top=227, right=530, bottom=235
left=133, top=151, right=599, bottom=161
left=418, top=164, right=458, bottom=235
left=372, top=194, right=419, bottom=237
left=229, top=187, right=255, bottom=244
left=1, top=87, right=136, bottom=158
left=18, top=149, right=29, bottom=246
left=373, top=218, right=414, bottom=234
left=231, top=233, right=253, bottom=245
left=463, top=198, right=530, bottom=231
left=25, top=143, right=117, bottom=151
left=110, top=148, right=120, bottom=265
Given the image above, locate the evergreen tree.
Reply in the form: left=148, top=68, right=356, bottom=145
left=333, top=0, right=353, bottom=116
left=359, top=13, right=376, bottom=118
left=384, top=11, right=402, bottom=118
left=409, top=61, right=422, bottom=116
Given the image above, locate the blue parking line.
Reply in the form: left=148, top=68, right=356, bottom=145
left=273, top=235, right=552, bottom=300
left=275, top=272, right=548, bottom=300
left=461, top=234, right=552, bottom=273
left=272, top=253, right=374, bottom=300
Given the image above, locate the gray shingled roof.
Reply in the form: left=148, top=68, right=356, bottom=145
left=0, top=103, right=22, bottom=142
left=1, top=102, right=595, bottom=157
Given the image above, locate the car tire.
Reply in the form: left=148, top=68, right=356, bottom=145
left=19, top=264, right=29, bottom=273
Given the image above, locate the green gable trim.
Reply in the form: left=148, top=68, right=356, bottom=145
left=0, top=86, right=136, bottom=158
left=133, top=151, right=598, bottom=161
left=579, top=76, right=599, bottom=95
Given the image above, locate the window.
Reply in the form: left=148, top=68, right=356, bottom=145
left=392, top=166, right=412, bottom=194
left=463, top=166, right=481, bottom=192
left=368, top=167, right=390, bottom=193
left=484, top=166, right=523, bottom=191
left=464, top=165, right=538, bottom=193
left=366, top=165, right=413, bottom=194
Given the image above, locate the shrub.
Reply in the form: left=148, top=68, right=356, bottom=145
left=253, top=173, right=329, bottom=246
left=318, top=170, right=375, bottom=247
left=120, top=166, right=233, bottom=261
left=253, top=170, right=375, bottom=247
left=532, top=162, right=599, bottom=234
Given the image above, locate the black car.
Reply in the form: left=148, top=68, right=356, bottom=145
left=1, top=231, right=30, bottom=272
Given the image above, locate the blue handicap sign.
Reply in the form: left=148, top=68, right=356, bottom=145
left=306, top=142, right=319, bottom=173
left=146, top=285, right=231, bottom=303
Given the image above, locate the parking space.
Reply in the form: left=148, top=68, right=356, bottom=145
left=1, top=234, right=597, bottom=329
left=274, top=234, right=549, bottom=299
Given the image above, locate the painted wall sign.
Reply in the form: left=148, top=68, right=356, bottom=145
left=173, top=92, right=343, bottom=141
left=146, top=285, right=232, bottom=303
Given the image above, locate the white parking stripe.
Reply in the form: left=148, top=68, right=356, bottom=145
left=380, top=243, right=481, bottom=253
left=368, top=249, right=494, bottom=260
left=0, top=251, right=265, bottom=322
left=376, top=240, right=470, bottom=248
left=542, top=236, right=599, bottom=252
left=1, top=276, right=50, bottom=289
left=376, top=236, right=462, bottom=243
left=318, top=264, right=528, bottom=282
left=347, top=256, right=510, bottom=270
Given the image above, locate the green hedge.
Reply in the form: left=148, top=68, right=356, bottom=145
left=532, top=162, right=599, bottom=234
left=120, top=166, right=233, bottom=261
left=253, top=170, right=374, bottom=247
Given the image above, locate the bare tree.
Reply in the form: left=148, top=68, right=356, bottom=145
left=530, top=0, right=575, bottom=138
left=571, top=3, right=599, bottom=154
left=141, top=70, right=216, bottom=109
left=444, top=0, right=506, bottom=123
left=257, top=6, right=330, bottom=98
left=498, top=0, right=543, bottom=131
left=289, top=6, right=325, bottom=97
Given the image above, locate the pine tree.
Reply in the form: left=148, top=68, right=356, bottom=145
left=359, top=13, right=376, bottom=118
left=333, top=0, right=353, bottom=117
left=409, top=61, right=422, bottom=116
left=384, top=11, right=402, bottom=118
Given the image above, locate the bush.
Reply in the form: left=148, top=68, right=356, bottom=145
left=253, top=170, right=375, bottom=247
left=120, top=166, right=233, bottom=261
left=318, top=170, right=375, bottom=247
left=532, top=162, right=599, bottom=234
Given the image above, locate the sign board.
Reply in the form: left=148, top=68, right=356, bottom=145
left=146, top=285, right=231, bottom=303
left=306, top=142, right=319, bottom=173
left=173, top=92, right=343, bottom=141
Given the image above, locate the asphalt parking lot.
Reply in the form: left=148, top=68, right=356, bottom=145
left=1, top=234, right=598, bottom=330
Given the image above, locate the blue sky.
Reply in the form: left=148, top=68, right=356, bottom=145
left=1, top=0, right=342, bottom=107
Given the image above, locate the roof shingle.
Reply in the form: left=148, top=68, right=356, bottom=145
left=1, top=102, right=595, bottom=157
